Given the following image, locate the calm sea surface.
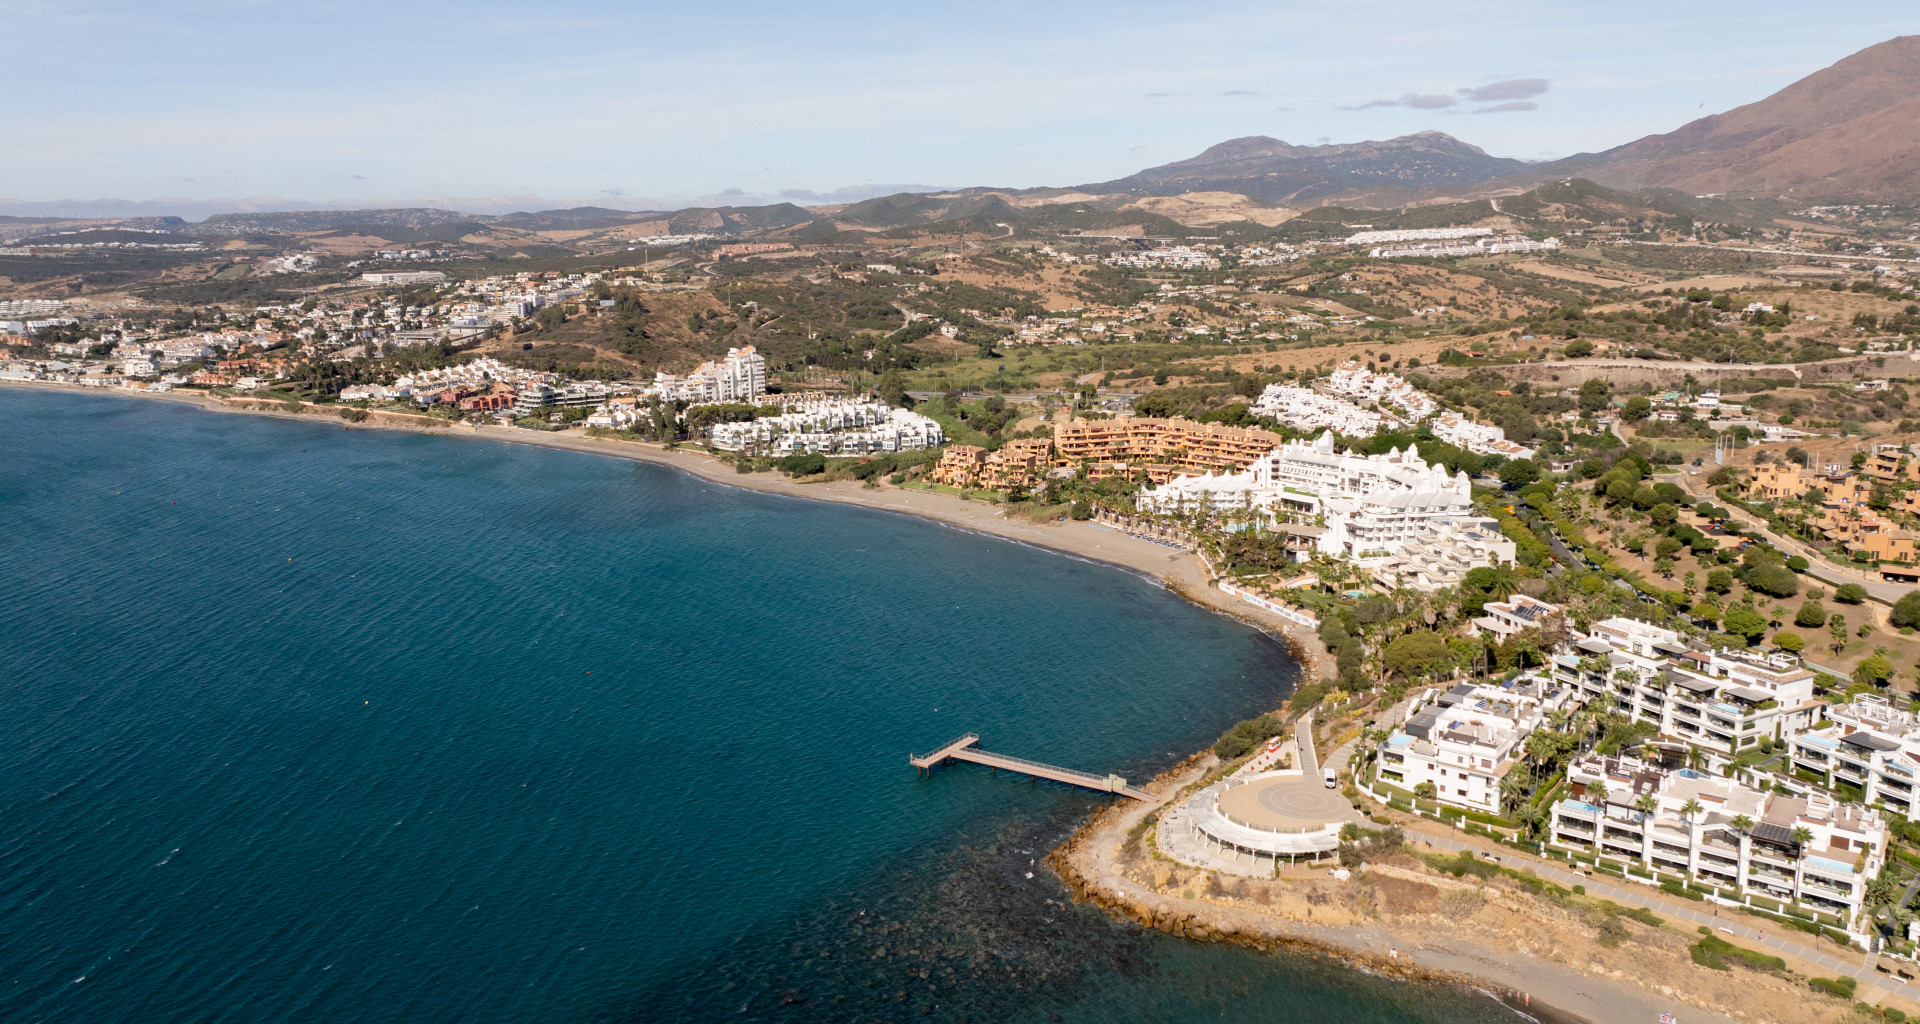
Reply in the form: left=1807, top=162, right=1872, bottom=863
left=0, top=389, right=1519, bottom=1023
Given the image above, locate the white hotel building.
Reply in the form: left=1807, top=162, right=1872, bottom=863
left=1139, top=434, right=1514, bottom=588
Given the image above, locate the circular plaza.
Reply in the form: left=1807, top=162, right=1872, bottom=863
left=1184, top=770, right=1360, bottom=870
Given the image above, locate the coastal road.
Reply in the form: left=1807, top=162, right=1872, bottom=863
left=1405, top=828, right=1915, bottom=1006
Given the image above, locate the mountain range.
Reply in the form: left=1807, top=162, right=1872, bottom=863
left=6, top=35, right=1917, bottom=235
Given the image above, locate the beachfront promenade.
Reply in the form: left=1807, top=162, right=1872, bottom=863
left=910, top=734, right=1152, bottom=800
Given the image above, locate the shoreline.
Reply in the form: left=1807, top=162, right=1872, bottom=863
left=0, top=380, right=1338, bottom=682
left=0, top=379, right=1772, bottom=1023
left=1047, top=757, right=1729, bottom=1024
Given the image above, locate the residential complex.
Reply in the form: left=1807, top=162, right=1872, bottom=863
left=931, top=438, right=1054, bottom=492
left=704, top=396, right=944, bottom=455
left=1250, top=384, right=1400, bottom=435
left=1378, top=677, right=1570, bottom=814
left=1052, top=416, right=1284, bottom=481
left=650, top=345, right=766, bottom=405
left=1549, top=753, right=1886, bottom=921
left=1139, top=434, right=1513, bottom=587
left=1789, top=696, right=1920, bottom=816
left=1429, top=411, right=1537, bottom=460
left=1553, top=617, right=1823, bottom=752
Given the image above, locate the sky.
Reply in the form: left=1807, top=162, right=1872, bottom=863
left=7, top=0, right=1918, bottom=215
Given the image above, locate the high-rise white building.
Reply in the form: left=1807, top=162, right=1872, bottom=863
left=653, top=345, right=766, bottom=405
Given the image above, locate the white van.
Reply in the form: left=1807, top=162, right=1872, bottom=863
left=1323, top=767, right=1337, bottom=788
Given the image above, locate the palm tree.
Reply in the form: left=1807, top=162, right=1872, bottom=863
left=1680, top=798, right=1704, bottom=823
left=1730, top=814, right=1754, bottom=833
left=1635, top=793, right=1658, bottom=816
left=1790, top=826, right=1814, bottom=848
left=1589, top=780, right=1611, bottom=805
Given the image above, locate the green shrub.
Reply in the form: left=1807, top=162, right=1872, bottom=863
left=1692, top=929, right=1786, bottom=973
left=1212, top=713, right=1284, bottom=759
left=1661, top=878, right=1706, bottom=901
left=1809, top=976, right=1857, bottom=999
left=340, top=407, right=369, bottom=423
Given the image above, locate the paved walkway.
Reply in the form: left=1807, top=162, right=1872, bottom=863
left=1404, top=828, right=1913, bottom=1005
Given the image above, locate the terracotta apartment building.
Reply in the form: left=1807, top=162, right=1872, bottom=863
left=930, top=438, right=1054, bottom=492
left=1052, top=416, right=1282, bottom=477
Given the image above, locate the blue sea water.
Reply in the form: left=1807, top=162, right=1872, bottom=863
left=0, top=389, right=1519, bottom=1024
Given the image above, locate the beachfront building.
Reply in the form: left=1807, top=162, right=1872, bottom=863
left=1549, top=752, right=1886, bottom=924
left=1052, top=416, right=1282, bottom=482
left=1377, top=677, right=1570, bottom=814
left=1787, top=696, right=1920, bottom=816
left=707, top=397, right=943, bottom=455
left=930, top=438, right=1052, bottom=491
left=1137, top=434, right=1513, bottom=587
left=1552, top=617, right=1824, bottom=753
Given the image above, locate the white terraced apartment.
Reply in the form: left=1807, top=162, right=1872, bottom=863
left=1552, top=617, right=1823, bottom=754
left=1788, top=696, right=1920, bottom=817
left=1138, top=434, right=1513, bottom=585
left=1429, top=411, right=1537, bottom=460
left=1249, top=383, right=1400, bottom=435
left=707, top=398, right=944, bottom=455
left=1549, top=752, right=1886, bottom=925
left=1322, top=361, right=1440, bottom=421
left=1376, top=676, right=1571, bottom=814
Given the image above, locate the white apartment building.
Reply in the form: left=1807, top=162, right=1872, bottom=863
left=707, top=397, right=944, bottom=454
left=1377, top=677, right=1569, bottom=814
left=1250, top=383, right=1400, bottom=435
left=360, top=270, right=447, bottom=285
left=1788, top=696, right=1920, bottom=816
left=1324, top=361, right=1440, bottom=421
left=1470, top=594, right=1564, bottom=641
left=1553, top=617, right=1823, bottom=753
left=1346, top=227, right=1493, bottom=245
left=651, top=345, right=766, bottom=405
left=1429, top=411, right=1537, bottom=460
left=1550, top=753, right=1885, bottom=924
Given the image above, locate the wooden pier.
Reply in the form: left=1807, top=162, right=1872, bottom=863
left=909, top=733, right=1151, bottom=800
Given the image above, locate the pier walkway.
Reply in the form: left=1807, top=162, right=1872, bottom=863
left=910, top=733, right=1151, bottom=800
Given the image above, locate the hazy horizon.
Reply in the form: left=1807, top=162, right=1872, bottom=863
left=10, top=1, right=1919, bottom=217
